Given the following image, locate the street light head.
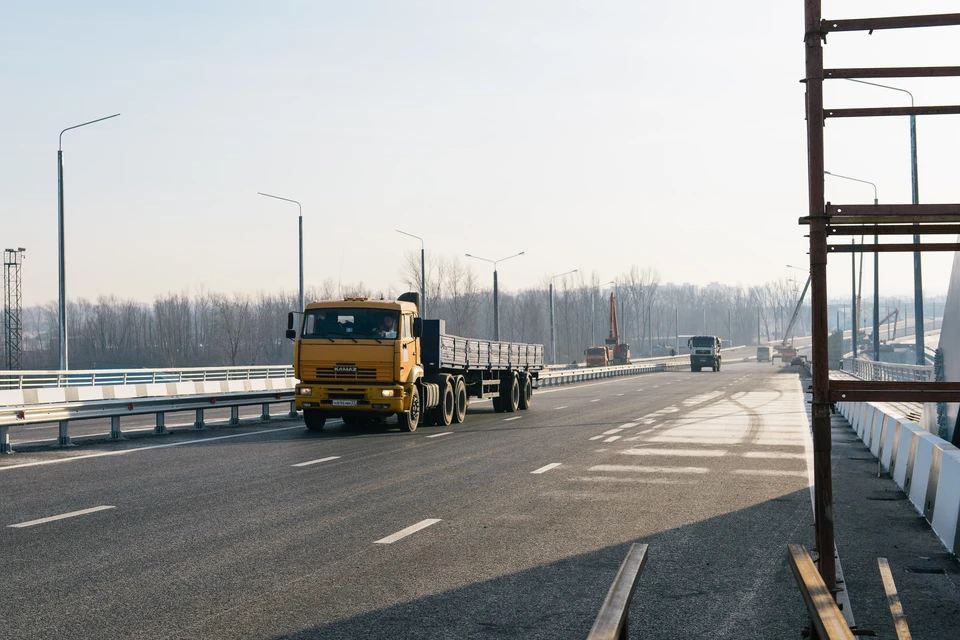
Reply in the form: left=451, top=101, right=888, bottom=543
left=519, top=251, right=525, bottom=255
left=823, top=170, right=831, bottom=175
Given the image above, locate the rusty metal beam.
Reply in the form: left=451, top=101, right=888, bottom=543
left=788, top=545, right=856, bottom=640
left=825, top=66, right=960, bottom=79
left=822, top=14, right=960, bottom=32
left=830, top=381, right=960, bottom=403
left=829, top=242, right=960, bottom=253
left=828, top=224, right=960, bottom=236
left=804, top=0, right=836, bottom=597
left=825, top=105, right=960, bottom=118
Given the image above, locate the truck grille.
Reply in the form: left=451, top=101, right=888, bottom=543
left=301, top=360, right=393, bottom=383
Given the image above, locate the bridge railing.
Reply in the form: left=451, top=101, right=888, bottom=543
left=0, top=365, right=294, bottom=390
left=538, top=356, right=690, bottom=386
left=840, top=358, right=933, bottom=383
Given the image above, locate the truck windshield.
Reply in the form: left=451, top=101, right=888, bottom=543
left=586, top=348, right=606, bottom=356
left=690, top=337, right=717, bottom=348
left=302, top=308, right=400, bottom=340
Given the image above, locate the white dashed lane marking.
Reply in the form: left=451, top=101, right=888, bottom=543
left=9, top=506, right=116, bottom=528
left=292, top=456, right=341, bottom=467
left=554, top=406, right=568, bottom=410
left=602, top=436, right=622, bottom=443
left=425, top=432, right=453, bottom=438
left=531, top=463, right=562, bottom=474
left=503, top=416, right=521, bottom=422
left=374, top=519, right=442, bottom=544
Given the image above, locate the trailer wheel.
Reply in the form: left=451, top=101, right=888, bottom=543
left=304, top=410, right=326, bottom=431
left=435, top=379, right=454, bottom=426
left=452, top=378, right=467, bottom=424
left=518, top=373, right=532, bottom=410
left=493, top=396, right=504, bottom=412
left=502, top=373, right=520, bottom=413
left=398, top=386, right=421, bottom=432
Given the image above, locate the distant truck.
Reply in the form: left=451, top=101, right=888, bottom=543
left=688, top=335, right=722, bottom=372
left=287, top=293, right=544, bottom=432
left=756, top=345, right=773, bottom=362
left=584, top=346, right=611, bottom=367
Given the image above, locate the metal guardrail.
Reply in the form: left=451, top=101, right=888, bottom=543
left=840, top=358, right=933, bottom=383
left=539, top=356, right=690, bottom=386
left=787, top=544, right=854, bottom=640
left=0, top=365, right=295, bottom=390
left=587, top=543, right=649, bottom=640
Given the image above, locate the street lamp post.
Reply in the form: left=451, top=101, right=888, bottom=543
left=58, top=113, right=121, bottom=371
left=257, top=193, right=304, bottom=313
left=593, top=280, right=615, bottom=345
left=846, top=79, right=923, bottom=364
left=824, top=171, right=880, bottom=361
left=396, top=230, right=426, bottom=317
left=465, top=251, right=525, bottom=341
left=548, top=269, right=578, bottom=364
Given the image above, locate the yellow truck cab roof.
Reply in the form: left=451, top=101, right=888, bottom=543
left=304, top=298, right=419, bottom=314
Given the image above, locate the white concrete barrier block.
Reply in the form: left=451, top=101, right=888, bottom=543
left=70, top=386, right=105, bottom=402
left=932, top=450, right=960, bottom=554
left=0, top=390, right=25, bottom=406
left=249, top=379, right=267, bottom=391
left=879, top=413, right=903, bottom=470
left=868, top=407, right=885, bottom=453
left=36, top=388, right=67, bottom=404
left=227, top=381, right=245, bottom=393
left=908, top=432, right=939, bottom=512
left=173, top=382, right=194, bottom=396
left=109, top=385, right=138, bottom=400
left=854, top=403, right=866, bottom=435
left=141, top=383, right=169, bottom=398
left=894, top=421, right=924, bottom=490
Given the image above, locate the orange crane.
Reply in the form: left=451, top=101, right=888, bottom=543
left=584, top=292, right=630, bottom=366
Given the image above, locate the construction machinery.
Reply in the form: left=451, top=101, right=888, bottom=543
left=775, top=274, right=811, bottom=365
left=585, top=293, right=630, bottom=367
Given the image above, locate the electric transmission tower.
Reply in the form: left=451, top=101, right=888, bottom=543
left=4, top=248, right=25, bottom=370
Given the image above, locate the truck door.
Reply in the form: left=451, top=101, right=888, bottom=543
left=399, top=313, right=417, bottom=380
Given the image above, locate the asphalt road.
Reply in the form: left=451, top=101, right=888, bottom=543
left=1, top=362, right=821, bottom=639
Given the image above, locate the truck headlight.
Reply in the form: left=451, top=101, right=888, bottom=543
left=381, top=389, right=395, bottom=397
left=298, top=388, right=312, bottom=396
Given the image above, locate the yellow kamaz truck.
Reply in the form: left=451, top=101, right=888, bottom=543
left=286, top=293, right=544, bottom=432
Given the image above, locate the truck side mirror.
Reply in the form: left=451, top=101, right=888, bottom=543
left=413, top=317, right=423, bottom=338
left=286, top=329, right=297, bottom=340
left=287, top=311, right=295, bottom=330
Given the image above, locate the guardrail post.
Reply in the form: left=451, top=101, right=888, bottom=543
left=288, top=401, right=297, bottom=418
left=194, top=409, right=205, bottom=429
left=0, top=426, right=11, bottom=454
left=154, top=412, right=168, bottom=435
left=261, top=403, right=271, bottom=421
left=110, top=416, right=123, bottom=440
left=230, top=406, right=240, bottom=425
left=58, top=421, right=73, bottom=446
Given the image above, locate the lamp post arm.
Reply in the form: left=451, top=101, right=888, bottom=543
left=60, top=113, right=121, bottom=149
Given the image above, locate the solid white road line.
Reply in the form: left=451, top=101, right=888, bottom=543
left=554, top=406, right=568, bottom=410
left=426, top=432, right=453, bottom=438
left=732, top=469, right=808, bottom=477
left=531, top=463, right=562, bottom=474
left=590, top=464, right=709, bottom=474
left=0, top=425, right=306, bottom=472
left=742, top=451, right=807, bottom=459
left=602, top=436, right=622, bottom=443
left=503, top=417, right=521, bottom=422
left=9, top=505, right=115, bottom=528
left=878, top=557, right=913, bottom=640
left=374, top=519, right=442, bottom=544
left=622, top=448, right=727, bottom=457
left=292, top=456, right=341, bottom=467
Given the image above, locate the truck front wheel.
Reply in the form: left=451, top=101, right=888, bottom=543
left=304, top=410, right=327, bottom=432
left=398, top=386, right=421, bottom=432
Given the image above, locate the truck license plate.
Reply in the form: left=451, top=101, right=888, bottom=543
left=332, top=400, right=358, bottom=407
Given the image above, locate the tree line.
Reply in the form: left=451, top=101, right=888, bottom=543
left=11, top=254, right=810, bottom=370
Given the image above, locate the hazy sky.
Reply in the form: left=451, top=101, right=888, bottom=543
left=2, top=1, right=959, bottom=307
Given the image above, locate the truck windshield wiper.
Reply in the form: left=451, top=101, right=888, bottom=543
left=327, top=331, right=359, bottom=343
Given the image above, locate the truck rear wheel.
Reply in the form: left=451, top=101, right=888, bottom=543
left=434, top=379, right=454, bottom=426
left=518, top=373, right=532, bottom=410
left=398, top=386, right=421, bottom=432
left=304, top=410, right=326, bottom=432
left=502, top=373, right=520, bottom=413
left=452, top=377, right=467, bottom=424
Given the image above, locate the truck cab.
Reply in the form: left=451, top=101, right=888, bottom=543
left=687, top=335, right=722, bottom=372
left=584, top=346, right=611, bottom=367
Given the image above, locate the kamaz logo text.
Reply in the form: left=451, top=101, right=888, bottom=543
left=334, top=366, right=358, bottom=373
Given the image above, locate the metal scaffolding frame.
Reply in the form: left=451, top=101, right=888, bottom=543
left=802, top=3, right=960, bottom=595
left=3, top=248, right=25, bottom=371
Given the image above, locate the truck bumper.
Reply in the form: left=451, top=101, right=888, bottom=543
left=295, top=383, right=411, bottom=413
left=691, top=356, right=717, bottom=366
